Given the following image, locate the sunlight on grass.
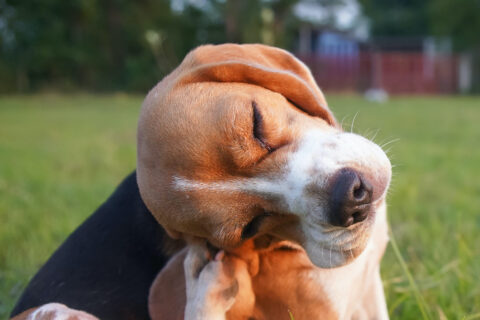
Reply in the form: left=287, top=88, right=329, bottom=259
left=1, top=94, right=480, bottom=318
left=389, top=224, right=430, bottom=320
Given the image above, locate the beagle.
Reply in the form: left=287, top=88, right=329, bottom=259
left=141, top=44, right=392, bottom=320
left=10, top=44, right=391, bottom=320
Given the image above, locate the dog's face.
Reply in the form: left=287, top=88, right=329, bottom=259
left=137, top=44, right=391, bottom=268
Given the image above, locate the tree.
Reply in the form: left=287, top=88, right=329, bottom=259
left=428, top=0, right=480, bottom=51
left=0, top=0, right=347, bottom=92
left=358, top=0, right=429, bottom=37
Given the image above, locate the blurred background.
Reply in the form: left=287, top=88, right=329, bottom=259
left=1, top=0, right=480, bottom=94
left=1, top=0, right=479, bottom=319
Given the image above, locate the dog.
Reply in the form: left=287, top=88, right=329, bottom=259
left=10, top=44, right=391, bottom=320
left=141, top=43, right=392, bottom=320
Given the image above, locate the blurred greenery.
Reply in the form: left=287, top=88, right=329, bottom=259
left=359, top=0, right=480, bottom=51
left=2, top=0, right=480, bottom=93
left=0, top=94, right=479, bottom=318
left=0, top=0, right=303, bottom=93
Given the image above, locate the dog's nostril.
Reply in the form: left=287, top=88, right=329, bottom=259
left=352, top=210, right=368, bottom=223
left=353, top=179, right=373, bottom=202
left=353, top=186, right=365, bottom=200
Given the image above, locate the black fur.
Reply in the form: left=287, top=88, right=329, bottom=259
left=10, top=171, right=183, bottom=319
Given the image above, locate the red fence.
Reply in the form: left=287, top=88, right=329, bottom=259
left=298, top=52, right=459, bottom=94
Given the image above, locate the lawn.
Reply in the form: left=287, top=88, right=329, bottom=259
left=1, top=94, right=479, bottom=319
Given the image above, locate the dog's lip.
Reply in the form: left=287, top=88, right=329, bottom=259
left=303, top=212, right=374, bottom=249
left=315, top=212, right=373, bottom=232
left=304, top=238, right=367, bottom=268
left=305, top=225, right=365, bottom=244
left=319, top=196, right=384, bottom=231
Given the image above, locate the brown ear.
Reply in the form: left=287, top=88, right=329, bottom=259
left=148, top=249, right=187, bottom=320
left=171, top=44, right=337, bottom=126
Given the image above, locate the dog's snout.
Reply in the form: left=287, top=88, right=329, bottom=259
left=329, top=168, right=373, bottom=227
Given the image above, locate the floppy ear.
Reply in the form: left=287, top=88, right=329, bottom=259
left=148, top=249, right=187, bottom=320
left=172, top=44, right=337, bottom=126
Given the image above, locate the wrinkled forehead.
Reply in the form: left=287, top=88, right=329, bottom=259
left=185, top=81, right=334, bottom=126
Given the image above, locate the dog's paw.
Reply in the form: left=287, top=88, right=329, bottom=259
left=12, top=303, right=98, bottom=320
left=184, top=244, right=239, bottom=320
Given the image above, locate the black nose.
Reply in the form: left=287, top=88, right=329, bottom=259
left=329, top=168, right=373, bottom=227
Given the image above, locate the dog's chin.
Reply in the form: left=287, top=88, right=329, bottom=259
left=302, top=224, right=373, bottom=269
left=305, top=242, right=368, bottom=269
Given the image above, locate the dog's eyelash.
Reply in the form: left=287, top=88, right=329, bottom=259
left=252, top=101, right=272, bottom=152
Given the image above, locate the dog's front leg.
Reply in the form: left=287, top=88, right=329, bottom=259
left=183, top=244, right=239, bottom=320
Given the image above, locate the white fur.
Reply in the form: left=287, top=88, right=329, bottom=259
left=184, top=247, right=235, bottom=320
left=286, top=130, right=391, bottom=267
left=307, top=201, right=389, bottom=319
left=27, top=303, right=98, bottom=320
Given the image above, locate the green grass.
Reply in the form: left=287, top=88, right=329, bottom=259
left=1, top=94, right=479, bottom=319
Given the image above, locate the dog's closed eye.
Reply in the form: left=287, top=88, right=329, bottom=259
left=252, top=101, right=273, bottom=152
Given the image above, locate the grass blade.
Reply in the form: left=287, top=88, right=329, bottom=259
left=389, top=223, right=431, bottom=320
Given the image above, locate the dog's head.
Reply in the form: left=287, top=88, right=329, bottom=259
left=137, top=44, right=391, bottom=268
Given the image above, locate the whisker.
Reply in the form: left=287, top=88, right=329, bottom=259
left=329, top=243, right=333, bottom=268
left=321, top=243, right=325, bottom=262
left=340, top=114, right=350, bottom=131
left=350, top=111, right=359, bottom=133
left=362, top=128, right=372, bottom=138
left=377, top=135, right=394, bottom=147
left=384, top=146, right=394, bottom=154
left=370, top=128, right=381, bottom=142
left=381, top=138, right=400, bottom=149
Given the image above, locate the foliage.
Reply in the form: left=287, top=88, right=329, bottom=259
left=0, top=0, right=304, bottom=93
left=359, top=0, right=480, bottom=51
left=358, top=0, right=429, bottom=37
left=2, top=0, right=480, bottom=92
left=428, top=0, right=480, bottom=51
left=0, top=0, right=228, bottom=92
left=1, top=94, right=480, bottom=319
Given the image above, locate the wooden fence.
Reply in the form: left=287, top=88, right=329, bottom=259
left=298, top=52, right=459, bottom=94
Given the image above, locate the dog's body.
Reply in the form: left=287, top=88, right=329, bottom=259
left=10, top=173, right=185, bottom=319
left=11, top=44, right=392, bottom=320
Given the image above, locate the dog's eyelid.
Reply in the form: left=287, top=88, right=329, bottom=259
left=252, top=101, right=272, bottom=152
left=252, top=101, right=263, bottom=140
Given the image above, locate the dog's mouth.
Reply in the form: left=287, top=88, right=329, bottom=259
left=235, top=205, right=375, bottom=267
left=241, top=211, right=273, bottom=240
left=301, top=199, right=388, bottom=268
